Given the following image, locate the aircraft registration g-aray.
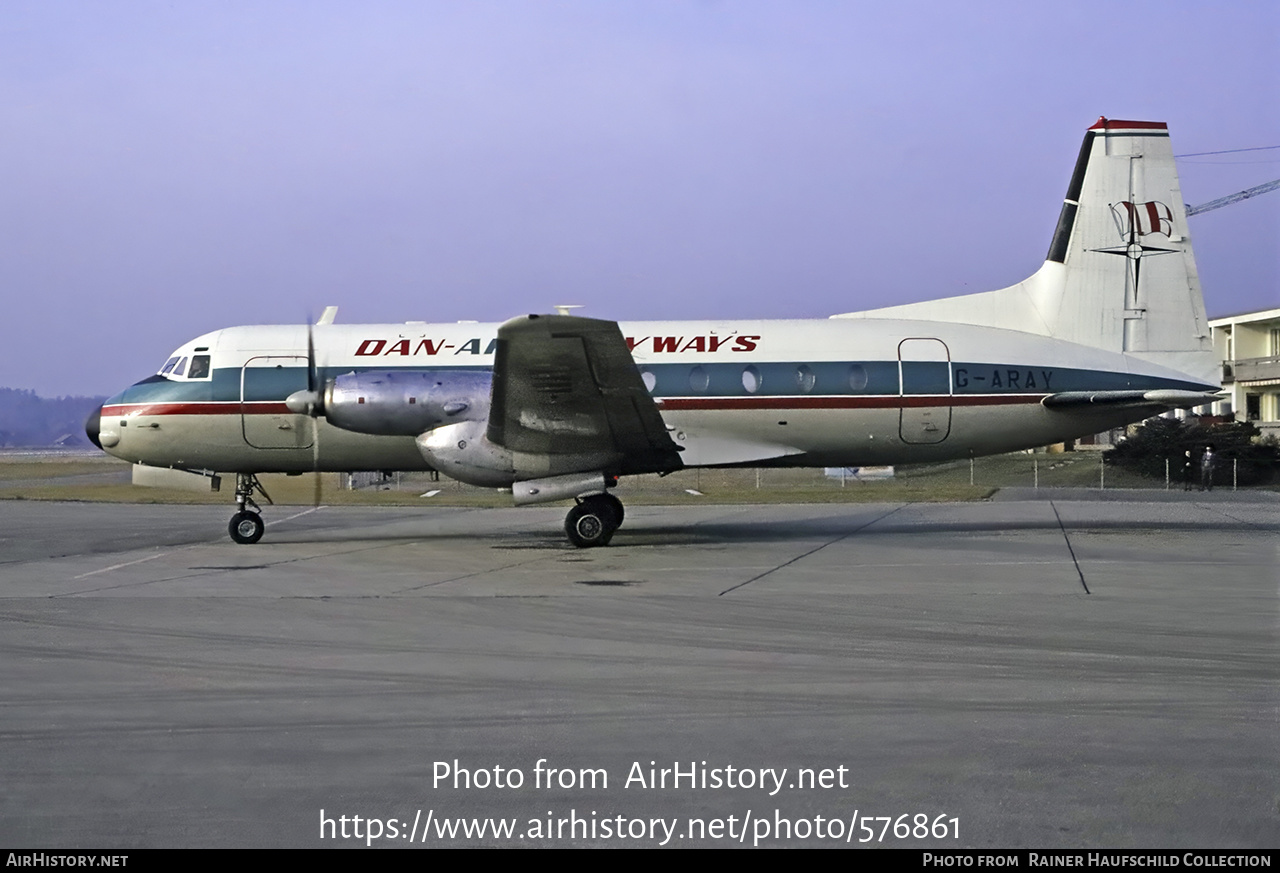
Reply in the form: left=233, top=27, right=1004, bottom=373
left=87, top=118, right=1220, bottom=547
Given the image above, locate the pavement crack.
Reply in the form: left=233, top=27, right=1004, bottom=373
left=718, top=503, right=909, bottom=595
left=1196, top=503, right=1277, bottom=533
left=1050, top=499, right=1090, bottom=594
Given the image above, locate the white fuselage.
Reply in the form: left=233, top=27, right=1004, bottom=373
left=96, top=316, right=1215, bottom=477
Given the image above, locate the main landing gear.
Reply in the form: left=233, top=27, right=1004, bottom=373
left=564, top=493, right=625, bottom=548
left=228, top=473, right=272, bottom=545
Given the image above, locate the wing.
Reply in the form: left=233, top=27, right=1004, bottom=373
left=487, top=314, right=683, bottom=475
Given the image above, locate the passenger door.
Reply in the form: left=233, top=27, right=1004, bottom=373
left=898, top=338, right=952, bottom=445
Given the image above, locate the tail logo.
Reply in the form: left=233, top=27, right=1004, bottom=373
left=1091, top=199, right=1179, bottom=265
left=1110, top=200, right=1174, bottom=240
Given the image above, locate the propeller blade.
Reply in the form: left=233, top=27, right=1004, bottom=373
left=312, top=431, right=322, bottom=507
left=308, top=317, right=322, bottom=506
left=307, top=321, right=318, bottom=396
left=286, top=318, right=328, bottom=416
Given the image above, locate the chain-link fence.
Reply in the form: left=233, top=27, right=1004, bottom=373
left=334, top=448, right=1274, bottom=502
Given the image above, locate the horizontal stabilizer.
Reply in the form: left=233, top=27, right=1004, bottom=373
left=1041, top=390, right=1221, bottom=410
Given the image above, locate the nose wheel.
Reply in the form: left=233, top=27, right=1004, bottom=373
left=229, top=510, right=265, bottom=544
left=565, top=493, right=624, bottom=548
left=228, top=473, right=272, bottom=545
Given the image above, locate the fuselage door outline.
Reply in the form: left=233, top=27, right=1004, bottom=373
left=898, top=337, right=953, bottom=445
left=240, top=355, right=315, bottom=450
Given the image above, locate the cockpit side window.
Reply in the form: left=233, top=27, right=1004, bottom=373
left=172, top=357, right=188, bottom=376
left=159, top=356, right=180, bottom=375
left=188, top=355, right=211, bottom=379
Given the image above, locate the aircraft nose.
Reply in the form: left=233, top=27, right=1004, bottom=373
left=85, top=405, right=103, bottom=449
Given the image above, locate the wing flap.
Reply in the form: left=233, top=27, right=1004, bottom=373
left=673, top=433, right=803, bottom=467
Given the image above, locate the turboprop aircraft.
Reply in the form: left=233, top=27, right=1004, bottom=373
left=87, top=118, right=1221, bottom=547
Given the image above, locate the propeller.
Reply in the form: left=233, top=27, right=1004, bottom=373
left=308, top=321, right=323, bottom=507
left=285, top=322, right=326, bottom=417
left=285, top=318, right=328, bottom=507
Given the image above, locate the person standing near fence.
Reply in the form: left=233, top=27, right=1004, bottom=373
left=1199, top=444, right=1216, bottom=492
left=1182, top=449, right=1194, bottom=492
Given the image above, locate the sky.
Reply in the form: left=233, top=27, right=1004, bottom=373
left=2, top=0, right=1277, bottom=397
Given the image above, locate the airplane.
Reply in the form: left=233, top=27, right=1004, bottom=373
left=86, top=117, right=1221, bottom=548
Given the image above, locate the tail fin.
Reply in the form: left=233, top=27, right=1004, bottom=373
left=1037, top=118, right=1213, bottom=378
left=833, top=117, right=1217, bottom=385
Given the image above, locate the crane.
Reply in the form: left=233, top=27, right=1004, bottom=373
left=1186, top=179, right=1280, bottom=216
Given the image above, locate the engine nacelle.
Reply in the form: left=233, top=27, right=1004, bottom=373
left=416, top=420, right=516, bottom=487
left=324, top=370, right=490, bottom=436
left=417, top=420, right=621, bottom=490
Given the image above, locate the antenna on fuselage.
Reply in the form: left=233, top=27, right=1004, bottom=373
left=553, top=304, right=583, bottom=316
left=316, top=306, right=339, bottom=325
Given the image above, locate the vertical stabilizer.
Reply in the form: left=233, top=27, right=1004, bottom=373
left=833, top=118, right=1217, bottom=386
left=1034, top=118, right=1214, bottom=381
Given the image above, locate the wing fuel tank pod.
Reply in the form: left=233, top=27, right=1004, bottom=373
left=290, top=370, right=492, bottom=436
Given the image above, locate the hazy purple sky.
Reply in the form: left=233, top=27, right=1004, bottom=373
left=3, top=1, right=1277, bottom=397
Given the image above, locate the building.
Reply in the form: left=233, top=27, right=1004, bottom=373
left=1210, top=307, right=1280, bottom=438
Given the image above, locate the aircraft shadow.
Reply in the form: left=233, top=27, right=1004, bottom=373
left=257, top=511, right=1277, bottom=550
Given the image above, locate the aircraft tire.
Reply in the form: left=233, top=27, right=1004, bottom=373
left=229, top=510, right=265, bottom=545
left=599, top=492, right=624, bottom=528
left=565, top=497, right=618, bottom=548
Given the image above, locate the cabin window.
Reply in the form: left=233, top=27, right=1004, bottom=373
left=171, top=357, right=188, bottom=376
left=688, top=366, right=709, bottom=393
left=848, top=364, right=868, bottom=392
left=188, top=355, right=211, bottom=379
left=159, top=356, right=179, bottom=375
left=742, top=365, right=761, bottom=394
left=795, top=365, right=816, bottom=394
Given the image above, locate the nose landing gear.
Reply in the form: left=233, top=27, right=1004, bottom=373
left=228, top=473, right=273, bottom=545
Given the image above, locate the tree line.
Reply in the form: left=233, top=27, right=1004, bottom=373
left=1106, top=416, right=1279, bottom=486
left=0, top=388, right=106, bottom=447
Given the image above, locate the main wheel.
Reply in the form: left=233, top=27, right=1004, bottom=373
left=228, top=510, right=265, bottom=545
left=599, top=492, right=624, bottom=527
left=565, top=496, right=619, bottom=548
